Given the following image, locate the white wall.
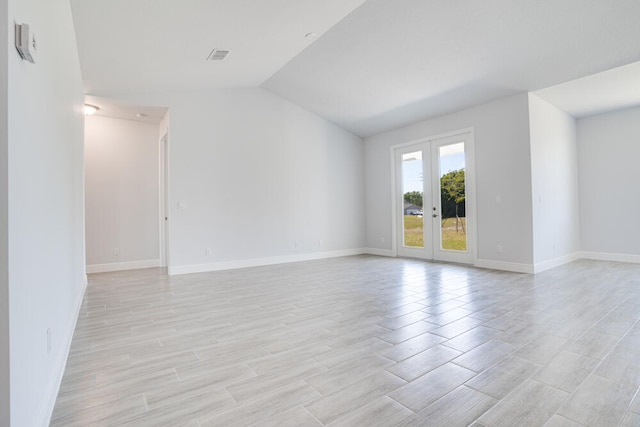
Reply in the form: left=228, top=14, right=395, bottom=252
left=365, top=93, right=535, bottom=271
left=85, top=116, right=160, bottom=271
left=528, top=94, right=580, bottom=270
left=101, top=88, right=365, bottom=274
left=0, top=0, right=10, bottom=424
left=7, top=0, right=86, bottom=425
left=577, top=106, right=640, bottom=259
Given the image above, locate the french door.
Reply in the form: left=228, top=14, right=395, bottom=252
left=394, top=132, right=474, bottom=264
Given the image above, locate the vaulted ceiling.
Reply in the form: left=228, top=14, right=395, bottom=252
left=71, top=0, right=640, bottom=136
left=70, top=0, right=366, bottom=93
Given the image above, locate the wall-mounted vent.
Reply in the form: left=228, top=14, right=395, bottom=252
left=207, top=49, right=229, bottom=61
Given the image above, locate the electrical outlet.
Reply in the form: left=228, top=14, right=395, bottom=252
left=380, top=236, right=385, bottom=243
left=318, top=240, right=323, bottom=247
left=46, top=328, right=51, bottom=354
left=113, top=248, right=120, bottom=256
left=205, top=248, right=212, bottom=256
left=496, top=244, right=503, bottom=253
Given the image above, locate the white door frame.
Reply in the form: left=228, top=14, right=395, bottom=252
left=390, top=128, right=477, bottom=264
left=159, top=132, right=170, bottom=267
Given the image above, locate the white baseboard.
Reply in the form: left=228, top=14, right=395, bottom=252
left=86, top=259, right=161, bottom=273
left=579, top=251, right=640, bottom=264
left=108, top=251, right=640, bottom=278
left=475, top=258, right=534, bottom=274
left=364, top=248, right=395, bottom=257
left=168, top=249, right=365, bottom=276
left=39, top=272, right=87, bottom=427
left=534, top=252, right=582, bottom=273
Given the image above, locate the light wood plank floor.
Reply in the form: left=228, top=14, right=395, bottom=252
left=51, top=256, right=640, bottom=426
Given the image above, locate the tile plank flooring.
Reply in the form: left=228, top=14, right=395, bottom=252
left=51, top=256, right=640, bottom=426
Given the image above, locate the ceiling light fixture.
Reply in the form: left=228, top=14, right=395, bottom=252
left=136, top=113, right=148, bottom=118
left=305, top=32, right=317, bottom=39
left=84, top=104, right=99, bottom=115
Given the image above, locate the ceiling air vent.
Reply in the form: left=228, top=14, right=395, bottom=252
left=207, top=49, right=229, bottom=61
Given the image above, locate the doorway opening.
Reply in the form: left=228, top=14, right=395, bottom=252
left=83, top=96, right=170, bottom=273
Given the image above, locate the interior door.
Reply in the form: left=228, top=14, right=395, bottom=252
left=395, top=132, right=474, bottom=264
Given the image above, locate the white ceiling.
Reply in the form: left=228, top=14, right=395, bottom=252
left=534, top=61, right=640, bottom=119
left=70, top=0, right=366, bottom=94
left=71, top=0, right=640, bottom=137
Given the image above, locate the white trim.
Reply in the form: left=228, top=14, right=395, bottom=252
left=579, top=251, right=640, bottom=264
left=474, top=258, right=534, bottom=274
left=364, top=250, right=638, bottom=273
left=464, top=132, right=478, bottom=264
left=389, top=144, right=398, bottom=257
left=40, top=274, right=87, bottom=427
left=159, top=133, right=168, bottom=267
left=168, top=249, right=365, bottom=276
left=364, top=248, right=396, bottom=257
left=86, top=259, right=161, bottom=273
left=389, top=127, right=475, bottom=151
left=533, top=252, right=581, bottom=273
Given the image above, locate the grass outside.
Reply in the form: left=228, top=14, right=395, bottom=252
left=403, top=215, right=425, bottom=248
left=440, top=217, right=467, bottom=251
left=404, top=216, right=467, bottom=251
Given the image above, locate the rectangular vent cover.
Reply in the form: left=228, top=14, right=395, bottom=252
left=207, top=49, right=229, bottom=61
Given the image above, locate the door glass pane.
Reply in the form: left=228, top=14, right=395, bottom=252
left=402, top=151, right=424, bottom=248
left=438, top=143, right=467, bottom=251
